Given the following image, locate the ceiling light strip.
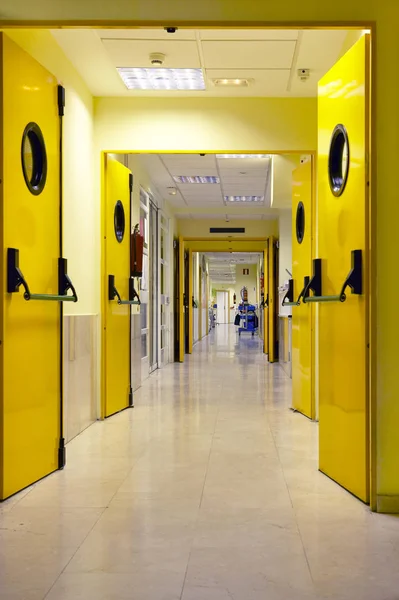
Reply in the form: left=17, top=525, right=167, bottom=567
left=117, top=67, right=205, bottom=91
left=217, top=154, right=271, bottom=159
left=224, top=195, right=264, bottom=203
left=173, top=176, right=220, bottom=184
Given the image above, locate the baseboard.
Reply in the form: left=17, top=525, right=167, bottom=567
left=376, top=495, right=399, bottom=514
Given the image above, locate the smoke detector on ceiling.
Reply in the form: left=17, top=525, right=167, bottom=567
left=297, top=69, right=310, bottom=82
left=150, top=53, right=166, bottom=66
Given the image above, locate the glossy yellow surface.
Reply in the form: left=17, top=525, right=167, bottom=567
left=318, top=35, right=370, bottom=502
left=0, top=35, right=60, bottom=499
left=263, top=247, right=268, bottom=355
left=268, top=236, right=277, bottom=362
left=179, top=236, right=184, bottom=363
left=188, top=249, right=193, bottom=354
left=103, top=158, right=131, bottom=417
left=291, top=161, right=313, bottom=418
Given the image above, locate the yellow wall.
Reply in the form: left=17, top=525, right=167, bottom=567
left=214, top=264, right=258, bottom=306
left=3, top=30, right=96, bottom=317
left=94, top=97, right=317, bottom=154
left=178, top=219, right=278, bottom=239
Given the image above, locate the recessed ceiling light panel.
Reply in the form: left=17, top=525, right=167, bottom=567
left=217, top=154, right=270, bottom=159
left=117, top=68, right=205, bottom=90
left=173, top=176, right=220, bottom=184
left=225, top=195, right=264, bottom=203
left=212, top=78, right=252, bottom=87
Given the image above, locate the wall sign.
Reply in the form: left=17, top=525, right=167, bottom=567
left=243, top=268, right=249, bottom=275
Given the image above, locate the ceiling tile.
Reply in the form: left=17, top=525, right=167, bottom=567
left=52, top=28, right=350, bottom=98
left=102, top=39, right=201, bottom=69
left=199, top=30, right=299, bottom=41
left=98, top=29, right=197, bottom=41
left=202, top=41, right=296, bottom=69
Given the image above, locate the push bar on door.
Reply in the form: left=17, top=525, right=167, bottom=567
left=303, top=250, right=362, bottom=303
left=282, top=276, right=311, bottom=307
left=108, top=275, right=141, bottom=305
left=7, top=248, right=78, bottom=302
left=282, top=279, right=297, bottom=306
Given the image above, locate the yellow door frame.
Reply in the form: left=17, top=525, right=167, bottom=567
left=198, top=264, right=202, bottom=341
left=263, top=247, right=269, bottom=355
left=178, top=238, right=271, bottom=362
left=291, top=158, right=314, bottom=419
left=188, top=248, right=193, bottom=353
left=101, top=155, right=132, bottom=418
left=178, top=236, right=185, bottom=362
left=268, top=235, right=277, bottom=362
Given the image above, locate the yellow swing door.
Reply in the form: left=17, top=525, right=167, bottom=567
left=317, top=35, right=370, bottom=502
left=263, top=247, right=269, bottom=355
left=268, top=236, right=277, bottom=362
left=103, top=157, right=132, bottom=417
left=178, top=236, right=185, bottom=363
left=0, top=35, right=68, bottom=499
left=291, top=160, right=314, bottom=418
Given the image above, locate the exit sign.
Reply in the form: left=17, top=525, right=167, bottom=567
left=243, top=269, right=249, bottom=275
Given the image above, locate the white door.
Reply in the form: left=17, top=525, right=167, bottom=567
left=216, top=292, right=227, bottom=324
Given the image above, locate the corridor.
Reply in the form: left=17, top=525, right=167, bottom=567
left=1, top=326, right=399, bottom=600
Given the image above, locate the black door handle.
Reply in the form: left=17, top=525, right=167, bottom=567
left=7, top=248, right=78, bottom=302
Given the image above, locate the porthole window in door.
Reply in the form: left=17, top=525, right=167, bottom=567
left=21, top=122, right=47, bottom=195
left=328, top=124, right=350, bottom=197
left=296, top=201, right=305, bottom=244
left=114, top=200, right=125, bottom=243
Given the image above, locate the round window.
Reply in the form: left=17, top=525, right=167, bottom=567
left=21, top=122, right=47, bottom=195
left=114, top=200, right=125, bottom=243
left=328, top=124, right=350, bottom=197
left=296, top=201, right=305, bottom=244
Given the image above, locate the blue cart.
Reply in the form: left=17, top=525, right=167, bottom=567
left=237, top=303, right=258, bottom=336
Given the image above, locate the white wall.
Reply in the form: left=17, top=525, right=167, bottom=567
left=278, top=210, right=293, bottom=288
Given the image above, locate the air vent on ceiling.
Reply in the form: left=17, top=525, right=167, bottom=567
left=210, top=227, right=245, bottom=233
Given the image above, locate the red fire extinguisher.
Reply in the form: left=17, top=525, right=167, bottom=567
left=131, top=223, right=144, bottom=277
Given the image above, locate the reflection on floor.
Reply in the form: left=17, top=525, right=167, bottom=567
left=1, top=325, right=399, bottom=600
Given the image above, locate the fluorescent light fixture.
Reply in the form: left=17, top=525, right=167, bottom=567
left=173, top=176, right=220, bottom=184
left=212, top=78, right=252, bottom=87
left=117, top=68, right=205, bottom=91
left=225, top=196, right=264, bottom=203
left=217, top=154, right=270, bottom=159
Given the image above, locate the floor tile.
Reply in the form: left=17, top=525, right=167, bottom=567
left=1, top=325, right=399, bottom=600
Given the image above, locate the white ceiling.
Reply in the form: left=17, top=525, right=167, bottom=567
left=51, top=28, right=349, bottom=98
left=206, top=252, right=260, bottom=284
left=137, top=153, right=273, bottom=219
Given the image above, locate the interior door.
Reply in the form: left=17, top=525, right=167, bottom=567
left=268, top=236, right=278, bottom=362
left=216, top=291, right=226, bottom=324
left=291, top=160, right=314, bottom=418
left=149, top=200, right=158, bottom=373
left=263, top=247, right=269, bottom=355
left=184, top=247, right=190, bottom=354
left=188, top=249, right=193, bottom=353
left=317, top=35, right=370, bottom=502
left=0, top=35, right=65, bottom=499
left=103, top=157, right=132, bottom=417
left=178, top=236, right=185, bottom=362
left=173, top=239, right=180, bottom=361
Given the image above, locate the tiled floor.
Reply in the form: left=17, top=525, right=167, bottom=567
left=1, top=325, right=399, bottom=599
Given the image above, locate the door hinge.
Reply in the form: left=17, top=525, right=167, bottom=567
left=58, top=437, right=66, bottom=469
left=57, top=85, right=66, bottom=117
left=129, top=387, right=134, bottom=407
left=129, top=173, right=133, bottom=193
